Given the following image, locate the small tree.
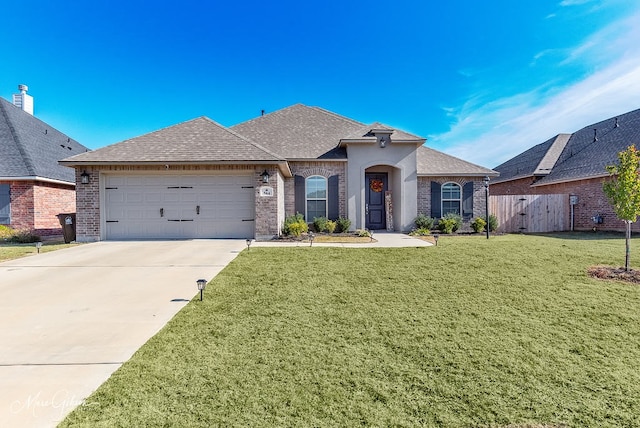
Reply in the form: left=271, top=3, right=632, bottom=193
left=602, top=145, right=640, bottom=271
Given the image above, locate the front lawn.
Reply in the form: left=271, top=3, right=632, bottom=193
left=61, top=234, right=640, bottom=427
left=0, top=242, right=79, bottom=262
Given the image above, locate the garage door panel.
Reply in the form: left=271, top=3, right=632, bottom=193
left=105, top=175, right=255, bottom=239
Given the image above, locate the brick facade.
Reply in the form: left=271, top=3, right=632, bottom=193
left=418, top=176, right=488, bottom=222
left=491, top=176, right=634, bottom=232
left=0, top=180, right=75, bottom=236
left=285, top=161, right=347, bottom=218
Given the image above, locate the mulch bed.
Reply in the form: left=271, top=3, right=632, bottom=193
left=587, top=265, right=640, bottom=284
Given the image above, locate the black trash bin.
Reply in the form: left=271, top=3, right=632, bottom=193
left=57, top=213, right=76, bottom=243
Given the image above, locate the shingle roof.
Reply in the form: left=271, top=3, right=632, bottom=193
left=493, top=108, right=640, bottom=186
left=417, top=145, right=498, bottom=177
left=230, top=104, right=360, bottom=159
left=492, top=134, right=570, bottom=184
left=61, top=116, right=285, bottom=165
left=0, top=97, right=88, bottom=183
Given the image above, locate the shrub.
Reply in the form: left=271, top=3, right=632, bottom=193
left=438, top=213, right=462, bottom=234
left=409, top=227, right=431, bottom=236
left=0, top=225, right=14, bottom=241
left=336, top=217, right=351, bottom=233
left=312, top=216, right=329, bottom=233
left=283, top=213, right=308, bottom=237
left=9, top=229, right=41, bottom=243
left=414, top=214, right=435, bottom=230
left=326, top=220, right=336, bottom=233
left=487, top=214, right=499, bottom=232
left=355, top=229, right=371, bottom=237
left=470, top=217, right=486, bottom=233
left=480, top=214, right=499, bottom=232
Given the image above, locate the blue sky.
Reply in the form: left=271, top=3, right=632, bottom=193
left=1, top=0, right=639, bottom=168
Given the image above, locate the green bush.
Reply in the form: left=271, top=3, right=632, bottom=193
left=409, top=227, right=431, bottom=236
left=0, top=225, right=13, bottom=241
left=283, top=213, right=309, bottom=237
left=336, top=217, right=351, bottom=233
left=312, top=216, right=329, bottom=232
left=487, top=214, right=498, bottom=232
left=438, top=213, right=462, bottom=234
left=326, top=220, right=336, bottom=233
left=9, top=229, right=41, bottom=243
left=470, top=217, right=486, bottom=233
left=414, top=214, right=435, bottom=230
left=355, top=229, right=371, bottom=237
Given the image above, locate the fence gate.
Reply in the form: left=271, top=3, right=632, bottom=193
left=489, top=194, right=569, bottom=233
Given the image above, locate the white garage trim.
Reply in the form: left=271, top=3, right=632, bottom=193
left=101, top=174, right=255, bottom=240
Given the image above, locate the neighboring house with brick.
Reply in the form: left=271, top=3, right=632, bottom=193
left=0, top=86, right=88, bottom=236
left=491, top=107, right=640, bottom=231
left=60, top=104, right=497, bottom=241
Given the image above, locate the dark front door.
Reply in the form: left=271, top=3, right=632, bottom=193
left=365, top=173, right=387, bottom=230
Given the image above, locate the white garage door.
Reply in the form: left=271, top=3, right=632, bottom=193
left=104, top=175, right=255, bottom=239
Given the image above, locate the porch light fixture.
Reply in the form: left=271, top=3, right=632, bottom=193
left=483, top=176, right=490, bottom=239
left=196, top=279, right=207, bottom=301
left=261, top=170, right=270, bottom=184
left=80, top=171, right=90, bottom=185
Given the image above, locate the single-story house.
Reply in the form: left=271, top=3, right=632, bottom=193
left=60, top=104, right=497, bottom=241
left=0, top=85, right=88, bottom=236
left=491, top=107, right=640, bottom=231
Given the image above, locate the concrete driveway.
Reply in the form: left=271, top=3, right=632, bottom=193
left=0, top=240, right=246, bottom=428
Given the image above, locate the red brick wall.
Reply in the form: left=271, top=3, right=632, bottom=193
left=33, top=182, right=76, bottom=234
left=5, top=181, right=34, bottom=230
left=0, top=180, right=75, bottom=236
left=491, top=176, right=633, bottom=232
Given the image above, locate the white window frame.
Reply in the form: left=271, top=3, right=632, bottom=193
left=441, top=182, right=462, bottom=216
left=305, top=175, right=328, bottom=220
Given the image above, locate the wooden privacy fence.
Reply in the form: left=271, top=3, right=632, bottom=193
left=489, top=194, right=569, bottom=233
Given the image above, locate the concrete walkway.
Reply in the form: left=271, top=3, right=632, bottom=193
left=251, top=231, right=433, bottom=248
left=0, top=240, right=246, bottom=428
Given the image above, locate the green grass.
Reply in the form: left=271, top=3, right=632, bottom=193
left=61, top=233, right=640, bottom=427
left=0, top=242, right=79, bottom=262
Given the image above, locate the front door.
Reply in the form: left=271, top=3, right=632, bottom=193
left=365, top=173, right=387, bottom=230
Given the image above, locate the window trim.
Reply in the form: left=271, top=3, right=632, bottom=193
left=305, top=175, right=328, bottom=220
left=441, top=182, right=462, bottom=216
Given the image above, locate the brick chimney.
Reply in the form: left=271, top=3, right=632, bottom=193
left=13, top=84, right=34, bottom=115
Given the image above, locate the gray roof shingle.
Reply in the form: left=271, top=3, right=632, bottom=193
left=0, top=97, right=88, bottom=183
left=230, top=104, right=359, bottom=159
left=494, top=108, right=640, bottom=186
left=61, top=117, right=284, bottom=164
left=417, top=145, right=498, bottom=177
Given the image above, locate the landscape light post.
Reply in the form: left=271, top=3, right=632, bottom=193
left=483, top=176, right=490, bottom=239
left=196, top=279, right=207, bottom=301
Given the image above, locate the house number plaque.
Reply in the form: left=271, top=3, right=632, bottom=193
left=259, top=186, right=274, bottom=197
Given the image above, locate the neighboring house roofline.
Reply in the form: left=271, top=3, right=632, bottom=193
left=0, top=175, right=75, bottom=186
left=530, top=172, right=609, bottom=187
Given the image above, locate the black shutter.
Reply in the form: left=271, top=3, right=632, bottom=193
left=328, top=175, right=339, bottom=220
left=294, top=175, right=306, bottom=219
left=0, top=184, right=10, bottom=224
left=431, top=181, right=441, bottom=218
left=462, top=182, right=474, bottom=220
